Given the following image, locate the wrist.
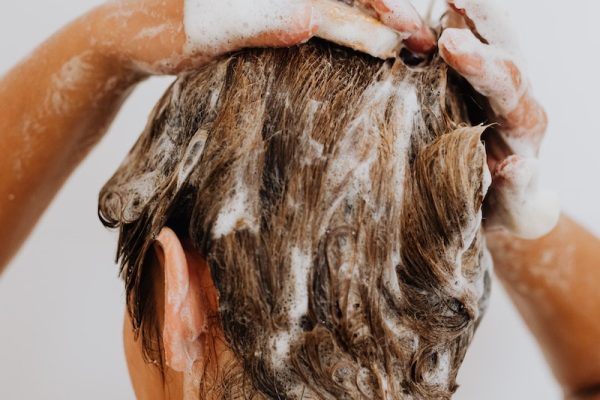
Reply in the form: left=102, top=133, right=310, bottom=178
left=81, top=4, right=151, bottom=80
left=485, top=214, right=568, bottom=289
left=84, top=1, right=190, bottom=76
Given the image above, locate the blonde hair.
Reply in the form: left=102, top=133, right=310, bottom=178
left=99, top=41, right=491, bottom=399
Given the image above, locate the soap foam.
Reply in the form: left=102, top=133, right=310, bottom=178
left=313, top=0, right=403, bottom=59
left=423, top=350, right=451, bottom=387
left=441, top=4, right=559, bottom=238
left=184, top=0, right=311, bottom=55
left=134, top=24, right=171, bottom=40
left=45, top=53, right=91, bottom=115
left=183, top=0, right=402, bottom=59
left=288, top=246, right=312, bottom=322
left=451, top=0, right=519, bottom=52
left=212, top=178, right=256, bottom=239
left=488, top=156, right=560, bottom=239
left=265, top=246, right=312, bottom=373
left=270, top=331, right=293, bottom=370
left=440, top=28, right=526, bottom=117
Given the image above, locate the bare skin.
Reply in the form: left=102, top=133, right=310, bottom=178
left=1, top=0, right=599, bottom=398
left=440, top=1, right=600, bottom=397
left=0, top=1, right=433, bottom=397
left=489, top=217, right=600, bottom=400
left=125, top=228, right=233, bottom=399
left=440, top=0, right=559, bottom=240
left=0, top=0, right=434, bottom=273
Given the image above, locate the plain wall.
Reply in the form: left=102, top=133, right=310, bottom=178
left=1, top=1, right=597, bottom=398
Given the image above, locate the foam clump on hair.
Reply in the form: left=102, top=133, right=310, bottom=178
left=99, top=41, right=492, bottom=399
left=183, top=0, right=403, bottom=59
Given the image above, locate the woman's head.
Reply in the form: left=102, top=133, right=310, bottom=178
left=99, top=41, right=492, bottom=399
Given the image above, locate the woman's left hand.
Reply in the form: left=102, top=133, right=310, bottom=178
left=438, top=0, right=559, bottom=239
left=92, top=0, right=436, bottom=76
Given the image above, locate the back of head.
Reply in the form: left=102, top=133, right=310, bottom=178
left=99, top=41, right=491, bottom=399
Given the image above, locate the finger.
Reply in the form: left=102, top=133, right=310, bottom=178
left=361, top=0, right=420, bottom=32
left=439, top=28, right=547, bottom=154
left=503, top=92, right=548, bottom=148
left=439, top=28, right=524, bottom=116
left=404, top=23, right=437, bottom=54
left=312, top=0, right=403, bottom=59
left=245, top=3, right=317, bottom=48
left=242, top=1, right=404, bottom=60
left=361, top=0, right=436, bottom=53
left=445, top=0, right=518, bottom=52
left=444, top=4, right=468, bottom=30
left=185, top=0, right=320, bottom=56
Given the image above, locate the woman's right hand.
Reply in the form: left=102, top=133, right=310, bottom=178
left=92, top=0, right=435, bottom=76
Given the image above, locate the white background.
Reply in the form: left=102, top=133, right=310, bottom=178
left=0, top=1, right=597, bottom=398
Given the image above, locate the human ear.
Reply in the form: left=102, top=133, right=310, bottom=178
left=153, top=227, right=208, bottom=374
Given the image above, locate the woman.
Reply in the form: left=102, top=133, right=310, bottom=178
left=98, top=40, right=492, bottom=399
left=1, top=0, right=598, bottom=398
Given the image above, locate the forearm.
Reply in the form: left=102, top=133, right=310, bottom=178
left=0, top=0, right=437, bottom=273
left=487, top=215, right=600, bottom=397
left=0, top=9, right=143, bottom=271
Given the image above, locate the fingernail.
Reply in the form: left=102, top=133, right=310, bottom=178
left=404, top=24, right=436, bottom=54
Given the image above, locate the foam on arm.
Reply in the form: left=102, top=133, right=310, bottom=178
left=183, top=0, right=404, bottom=59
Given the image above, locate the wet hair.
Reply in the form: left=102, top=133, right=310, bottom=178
left=99, top=40, right=492, bottom=399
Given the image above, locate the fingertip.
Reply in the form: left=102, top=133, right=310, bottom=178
left=372, top=0, right=421, bottom=34
left=439, top=28, right=476, bottom=50
left=371, top=0, right=438, bottom=53
left=439, top=28, right=483, bottom=63
left=404, top=23, right=436, bottom=54
left=438, top=29, right=464, bottom=63
left=439, top=28, right=458, bottom=47
left=277, top=4, right=318, bottom=47
left=312, top=0, right=403, bottom=59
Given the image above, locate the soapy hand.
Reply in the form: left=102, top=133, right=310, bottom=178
left=438, top=0, right=559, bottom=239
left=95, top=0, right=435, bottom=75
left=356, top=0, right=436, bottom=52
